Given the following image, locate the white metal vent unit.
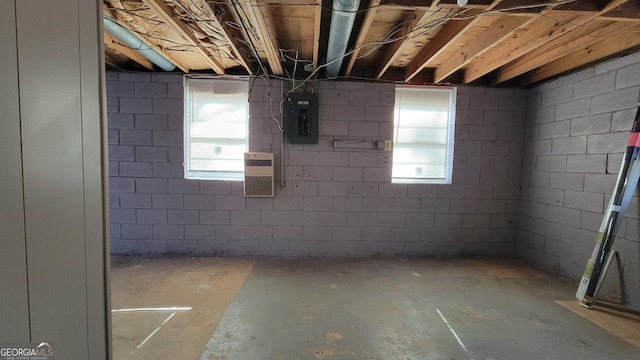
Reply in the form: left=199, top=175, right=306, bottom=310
left=243, top=152, right=274, bottom=197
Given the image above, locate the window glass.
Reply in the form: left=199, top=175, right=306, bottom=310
left=392, top=86, right=456, bottom=184
left=184, top=78, right=248, bottom=180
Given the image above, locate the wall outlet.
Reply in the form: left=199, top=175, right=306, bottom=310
left=384, top=140, right=392, bottom=151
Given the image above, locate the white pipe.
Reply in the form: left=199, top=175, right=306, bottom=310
left=325, top=0, right=360, bottom=78
left=103, top=16, right=176, bottom=71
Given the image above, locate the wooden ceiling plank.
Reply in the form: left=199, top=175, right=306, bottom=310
left=141, top=0, right=225, bottom=74
left=433, top=14, right=527, bottom=83
left=244, top=0, right=284, bottom=75
left=463, top=0, right=634, bottom=83
left=496, top=20, right=634, bottom=83
left=313, top=0, right=322, bottom=70
left=525, top=23, right=640, bottom=85
left=599, top=0, right=640, bottom=21
left=104, top=55, right=120, bottom=68
left=403, top=9, right=484, bottom=81
left=598, top=16, right=640, bottom=22
left=382, top=0, right=489, bottom=10
left=376, top=9, right=421, bottom=79
left=383, top=0, right=609, bottom=14
left=203, top=1, right=252, bottom=74
left=344, top=0, right=382, bottom=77
left=404, top=0, right=504, bottom=82
left=463, top=11, right=577, bottom=83
left=104, top=32, right=156, bottom=70
left=103, top=8, right=190, bottom=73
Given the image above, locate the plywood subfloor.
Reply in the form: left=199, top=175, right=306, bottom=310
left=110, top=255, right=254, bottom=360
left=556, top=300, right=640, bottom=348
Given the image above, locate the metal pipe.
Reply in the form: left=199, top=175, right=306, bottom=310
left=103, top=16, right=176, bottom=71
left=325, top=0, right=360, bottom=78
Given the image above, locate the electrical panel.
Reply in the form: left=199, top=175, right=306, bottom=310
left=283, top=93, right=319, bottom=144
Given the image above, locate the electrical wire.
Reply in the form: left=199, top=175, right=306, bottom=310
left=110, top=7, right=165, bottom=23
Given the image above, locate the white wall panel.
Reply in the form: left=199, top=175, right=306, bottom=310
left=0, top=0, right=109, bottom=357
left=0, top=0, right=30, bottom=341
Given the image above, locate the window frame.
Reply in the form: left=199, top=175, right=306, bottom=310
left=391, top=85, right=456, bottom=184
left=183, top=77, right=249, bottom=181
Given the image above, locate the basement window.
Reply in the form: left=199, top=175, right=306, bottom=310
left=392, top=86, right=456, bottom=184
left=184, top=78, right=248, bottom=180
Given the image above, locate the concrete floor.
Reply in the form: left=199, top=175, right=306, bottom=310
left=111, top=256, right=640, bottom=360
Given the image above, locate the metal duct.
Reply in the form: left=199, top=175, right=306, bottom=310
left=325, top=0, right=360, bottom=78
left=103, top=16, right=176, bottom=71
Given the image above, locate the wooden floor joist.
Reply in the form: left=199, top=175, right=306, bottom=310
left=525, top=23, right=640, bottom=85
left=344, top=0, right=381, bottom=77
left=495, top=21, right=634, bottom=84
left=464, top=0, right=635, bottom=84
left=244, top=0, right=284, bottom=76
left=375, top=9, right=421, bottom=79
left=142, top=0, right=225, bottom=74
left=403, top=9, right=480, bottom=82
left=434, top=15, right=527, bottom=83
left=104, top=32, right=155, bottom=71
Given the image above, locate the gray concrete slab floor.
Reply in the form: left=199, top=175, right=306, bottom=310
left=111, top=256, right=640, bottom=360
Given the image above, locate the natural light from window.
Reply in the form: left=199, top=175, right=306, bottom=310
left=392, top=86, right=456, bottom=184
left=184, top=78, right=248, bottom=180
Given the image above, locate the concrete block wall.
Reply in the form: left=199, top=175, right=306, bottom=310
left=107, top=71, right=526, bottom=257
left=518, top=51, right=640, bottom=310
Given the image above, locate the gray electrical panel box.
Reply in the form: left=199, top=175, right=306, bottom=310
left=283, top=93, right=319, bottom=144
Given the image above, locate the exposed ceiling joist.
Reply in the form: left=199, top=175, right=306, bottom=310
left=495, top=21, right=634, bottom=84
left=525, top=22, right=640, bottom=85
left=204, top=1, right=252, bottom=74
left=103, top=0, right=640, bottom=88
left=464, top=0, right=634, bottom=83
left=243, top=0, right=284, bottom=75
left=141, top=0, right=225, bottom=73
left=434, top=14, right=528, bottom=83
left=463, top=10, right=578, bottom=83
left=344, top=0, right=382, bottom=77
left=376, top=9, right=422, bottom=79
left=104, top=32, right=155, bottom=70
left=103, top=2, right=190, bottom=73
left=599, top=0, right=640, bottom=21
left=403, top=8, right=482, bottom=81
left=313, top=0, right=322, bottom=70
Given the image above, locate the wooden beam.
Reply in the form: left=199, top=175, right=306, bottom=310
left=104, top=54, right=120, bottom=69
left=204, top=1, right=252, bottom=74
left=495, top=21, right=634, bottom=83
left=463, top=0, right=633, bottom=83
left=244, top=0, right=284, bottom=75
left=525, top=23, right=640, bottom=85
left=599, top=0, right=640, bottom=21
left=463, top=11, right=576, bottom=83
left=433, top=14, right=527, bottom=83
left=344, top=0, right=382, bottom=77
left=103, top=32, right=155, bottom=70
left=403, top=8, right=484, bottom=81
left=376, top=9, right=420, bottom=78
left=403, top=0, right=504, bottom=82
left=103, top=9, right=190, bottom=73
left=313, top=0, right=322, bottom=70
left=492, top=0, right=581, bottom=13
left=382, top=0, right=490, bottom=10
left=383, top=0, right=608, bottom=13
left=141, top=0, right=225, bottom=74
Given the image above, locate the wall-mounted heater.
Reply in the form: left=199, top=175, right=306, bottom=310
left=244, top=152, right=274, bottom=197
